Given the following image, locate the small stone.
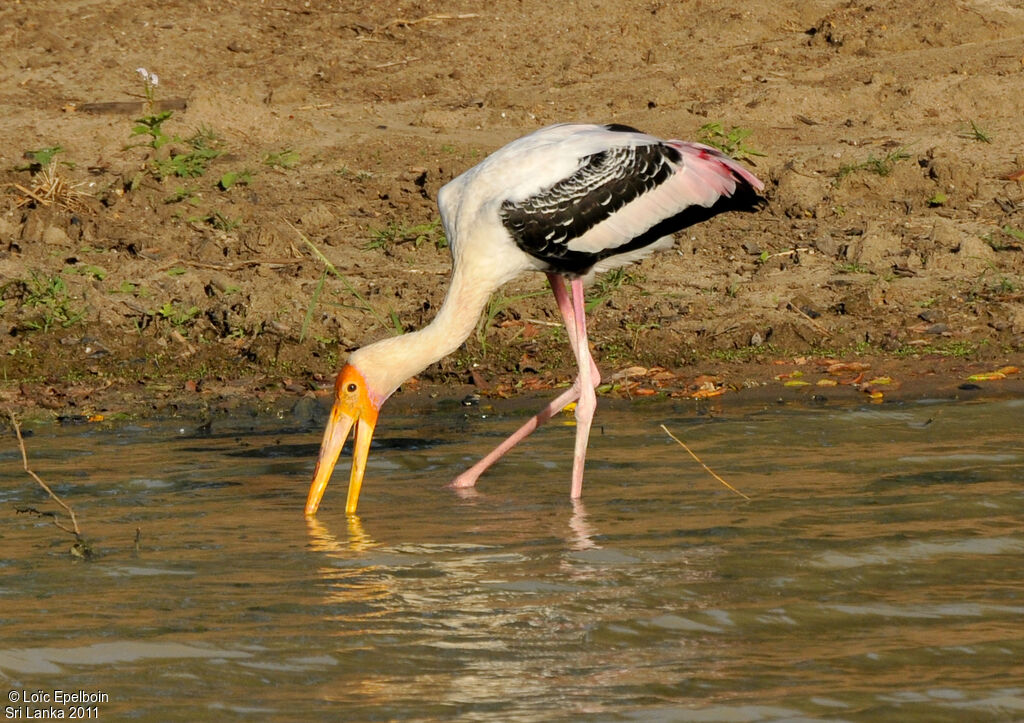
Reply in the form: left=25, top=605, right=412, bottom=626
left=21, top=214, right=45, bottom=242
left=927, top=234, right=997, bottom=274
left=929, top=217, right=961, bottom=251
left=814, top=233, right=845, bottom=257
left=290, top=395, right=319, bottom=424
left=299, top=204, right=335, bottom=232
left=776, top=166, right=824, bottom=218
left=0, top=216, right=17, bottom=242
left=42, top=225, right=71, bottom=246
left=846, top=222, right=897, bottom=268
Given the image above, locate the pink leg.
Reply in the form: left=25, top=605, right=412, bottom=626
left=449, top=384, right=583, bottom=489
left=449, top=273, right=600, bottom=490
left=567, top=276, right=597, bottom=499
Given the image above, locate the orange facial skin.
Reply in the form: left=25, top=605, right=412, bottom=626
left=304, top=365, right=380, bottom=516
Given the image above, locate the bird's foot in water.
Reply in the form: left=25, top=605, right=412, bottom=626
left=448, top=469, right=481, bottom=489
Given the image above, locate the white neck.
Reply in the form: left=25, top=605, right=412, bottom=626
left=349, top=265, right=498, bottom=402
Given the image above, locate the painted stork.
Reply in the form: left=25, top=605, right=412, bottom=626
left=305, top=122, right=764, bottom=515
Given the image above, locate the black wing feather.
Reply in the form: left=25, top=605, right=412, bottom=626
left=501, top=143, right=681, bottom=273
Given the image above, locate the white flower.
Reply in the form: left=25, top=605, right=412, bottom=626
left=136, top=67, right=150, bottom=82
left=149, top=73, right=159, bottom=87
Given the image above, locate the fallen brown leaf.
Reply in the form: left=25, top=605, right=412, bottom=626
left=691, top=387, right=726, bottom=399
left=611, top=366, right=648, bottom=381
left=827, top=362, right=871, bottom=375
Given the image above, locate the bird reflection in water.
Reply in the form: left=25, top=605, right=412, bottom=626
left=568, top=499, right=599, bottom=551
left=305, top=514, right=374, bottom=555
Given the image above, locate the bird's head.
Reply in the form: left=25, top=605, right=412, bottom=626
left=304, top=363, right=383, bottom=516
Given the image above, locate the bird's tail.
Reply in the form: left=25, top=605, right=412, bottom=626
left=669, top=141, right=765, bottom=196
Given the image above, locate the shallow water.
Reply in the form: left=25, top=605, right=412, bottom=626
left=2, top=395, right=1023, bottom=721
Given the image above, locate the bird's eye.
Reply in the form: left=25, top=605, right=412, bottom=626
left=346, top=383, right=358, bottom=393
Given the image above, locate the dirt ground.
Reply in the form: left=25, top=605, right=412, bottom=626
left=2, top=0, right=1024, bottom=419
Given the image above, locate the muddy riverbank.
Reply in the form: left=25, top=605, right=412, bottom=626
left=2, top=1, right=1023, bottom=419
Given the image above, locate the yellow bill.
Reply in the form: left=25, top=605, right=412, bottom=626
left=305, top=365, right=379, bottom=516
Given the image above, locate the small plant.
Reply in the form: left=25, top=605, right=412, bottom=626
left=164, top=186, right=199, bottom=204
left=15, top=146, right=71, bottom=173
left=986, top=226, right=1024, bottom=251
left=187, top=211, right=240, bottom=231
left=131, top=110, right=176, bottom=151
left=697, top=122, right=766, bottom=162
left=838, top=148, right=910, bottom=179
left=625, top=320, right=659, bottom=353
left=218, top=170, right=253, bottom=191
left=1003, top=225, right=1024, bottom=241
left=21, top=272, right=85, bottom=332
left=960, top=120, right=992, bottom=144
left=156, top=301, right=200, bottom=327
left=128, top=70, right=222, bottom=184
left=151, top=142, right=221, bottom=181
left=300, top=270, right=328, bottom=344
left=388, top=309, right=405, bottom=336
left=893, top=340, right=980, bottom=359
left=585, top=268, right=643, bottom=312
left=128, top=112, right=222, bottom=183
left=834, top=261, right=872, bottom=274
left=927, top=191, right=948, bottom=207
left=476, top=289, right=546, bottom=351
left=67, top=264, right=107, bottom=281
left=335, top=165, right=373, bottom=180
left=264, top=149, right=300, bottom=169
left=993, top=277, right=1016, bottom=294
left=708, top=344, right=779, bottom=363
left=366, top=219, right=446, bottom=250
left=190, top=123, right=221, bottom=148
left=208, top=211, right=241, bottom=231
left=136, top=67, right=159, bottom=111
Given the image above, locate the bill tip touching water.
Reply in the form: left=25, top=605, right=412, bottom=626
left=305, top=122, right=764, bottom=516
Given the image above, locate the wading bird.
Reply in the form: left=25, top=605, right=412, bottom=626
left=305, top=123, right=764, bottom=515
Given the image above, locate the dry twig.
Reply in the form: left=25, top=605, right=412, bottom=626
left=373, top=57, right=421, bottom=70
left=154, top=257, right=302, bottom=273
left=375, top=13, right=480, bottom=33
left=8, top=410, right=82, bottom=536
left=660, top=423, right=751, bottom=501
left=10, top=161, right=90, bottom=213
left=787, top=301, right=831, bottom=338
